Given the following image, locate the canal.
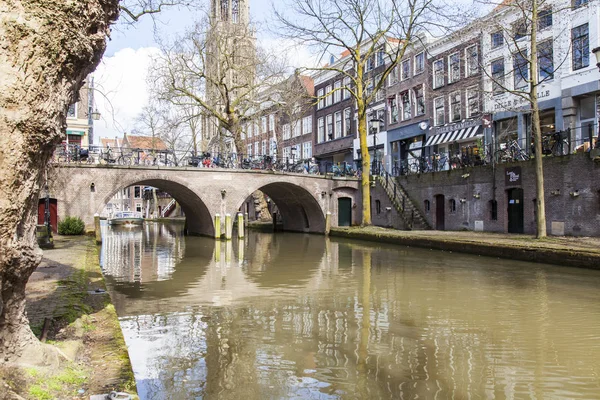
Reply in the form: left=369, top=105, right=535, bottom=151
left=101, top=223, right=600, bottom=399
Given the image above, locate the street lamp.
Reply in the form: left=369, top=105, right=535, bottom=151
left=592, top=47, right=600, bottom=72
left=369, top=114, right=382, bottom=175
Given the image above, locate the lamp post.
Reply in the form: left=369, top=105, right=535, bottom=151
left=369, top=114, right=381, bottom=175
left=44, top=183, right=51, bottom=236
left=592, top=47, right=600, bottom=72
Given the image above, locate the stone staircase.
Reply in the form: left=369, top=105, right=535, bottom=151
left=375, top=172, right=431, bottom=230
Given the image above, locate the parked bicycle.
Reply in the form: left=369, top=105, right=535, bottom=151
left=496, top=140, right=529, bottom=163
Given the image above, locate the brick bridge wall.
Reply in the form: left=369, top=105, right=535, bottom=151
left=395, top=153, right=600, bottom=236
left=48, top=165, right=362, bottom=236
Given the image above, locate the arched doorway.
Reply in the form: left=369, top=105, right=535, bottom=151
left=338, top=197, right=352, bottom=227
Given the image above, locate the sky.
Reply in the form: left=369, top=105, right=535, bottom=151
left=94, top=0, right=318, bottom=142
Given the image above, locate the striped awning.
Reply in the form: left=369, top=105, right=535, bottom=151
left=425, top=125, right=482, bottom=147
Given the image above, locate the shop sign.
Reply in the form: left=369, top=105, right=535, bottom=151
left=505, top=166, right=522, bottom=186
left=436, top=119, right=480, bottom=134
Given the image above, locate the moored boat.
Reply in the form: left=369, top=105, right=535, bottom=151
left=108, top=211, right=144, bottom=226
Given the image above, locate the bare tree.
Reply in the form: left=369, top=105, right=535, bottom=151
left=478, top=0, right=573, bottom=238
left=0, top=0, right=191, bottom=366
left=150, top=14, right=288, bottom=155
left=273, top=0, right=458, bottom=226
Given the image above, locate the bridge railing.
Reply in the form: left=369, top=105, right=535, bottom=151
left=51, top=145, right=360, bottom=177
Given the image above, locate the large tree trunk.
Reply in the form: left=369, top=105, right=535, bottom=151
left=0, top=0, right=118, bottom=365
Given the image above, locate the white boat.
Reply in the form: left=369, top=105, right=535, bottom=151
left=108, top=211, right=144, bottom=226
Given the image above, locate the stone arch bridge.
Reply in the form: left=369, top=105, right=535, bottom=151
left=48, top=165, right=362, bottom=236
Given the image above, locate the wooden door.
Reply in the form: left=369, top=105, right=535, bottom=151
left=507, top=188, right=524, bottom=233
left=435, top=194, right=445, bottom=230
left=338, top=198, right=352, bottom=227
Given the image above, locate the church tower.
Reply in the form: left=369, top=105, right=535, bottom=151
left=203, top=0, right=255, bottom=154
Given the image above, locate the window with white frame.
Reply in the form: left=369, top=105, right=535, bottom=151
left=414, top=85, right=425, bottom=115
left=241, top=124, right=246, bottom=140
left=334, top=80, right=342, bottom=103
left=414, top=52, right=425, bottom=74
left=465, top=45, right=478, bottom=77
left=376, top=49, right=385, bottom=67
left=343, top=77, right=351, bottom=99
left=513, top=51, right=528, bottom=90
left=247, top=144, right=253, bottom=156
left=293, top=121, right=301, bottom=137
left=326, top=85, right=333, bottom=106
left=573, top=0, right=589, bottom=8
left=254, top=141, right=260, bottom=156
left=367, top=56, right=374, bottom=71
left=326, top=114, right=333, bottom=140
left=247, top=123, right=253, bottom=138
left=449, top=91, right=461, bottom=122
left=302, top=116, right=312, bottom=134
left=282, top=123, right=291, bottom=140
left=538, top=40, right=554, bottom=81
left=302, top=141, right=312, bottom=159
left=389, top=96, right=398, bottom=124
left=466, top=87, right=479, bottom=118
left=401, top=59, right=410, bottom=80
left=491, top=58, right=505, bottom=95
left=318, top=117, right=325, bottom=142
left=344, top=108, right=352, bottom=136
left=448, top=52, right=460, bottom=83
left=572, top=23, right=589, bottom=71
left=283, top=146, right=290, bottom=161
left=261, top=117, right=267, bottom=134
left=317, top=88, right=324, bottom=109
left=375, top=74, right=383, bottom=101
left=262, top=140, right=267, bottom=155
left=433, top=59, right=444, bottom=88
left=389, top=65, right=399, bottom=86
left=401, top=91, right=411, bottom=120
left=269, top=114, right=275, bottom=132
left=335, top=111, right=342, bottom=139
left=67, top=103, right=77, bottom=118
left=491, top=31, right=504, bottom=48
left=538, top=9, right=552, bottom=30
left=434, top=97, right=445, bottom=126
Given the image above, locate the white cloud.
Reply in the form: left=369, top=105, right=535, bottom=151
left=93, top=47, right=160, bottom=142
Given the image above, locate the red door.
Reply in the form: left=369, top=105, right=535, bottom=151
left=38, top=199, right=58, bottom=233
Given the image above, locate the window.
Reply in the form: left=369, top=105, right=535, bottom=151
left=134, top=186, right=141, bottom=198
left=401, top=91, right=411, bottom=121
left=513, top=51, right=528, bottom=90
left=262, top=140, right=267, bottom=155
left=318, top=117, right=325, bottom=142
left=247, top=123, right=253, bottom=138
left=344, top=108, right=352, bottom=136
left=449, top=199, right=456, bottom=213
left=389, top=66, right=399, bottom=86
left=317, top=88, right=324, bottom=109
left=538, top=9, right=552, bottom=30
left=367, top=56, right=374, bottom=71
left=335, top=111, right=342, bottom=139
left=389, top=96, right=398, bottom=124
left=326, top=114, right=333, bottom=141
left=489, top=200, right=498, bottom=220
left=375, top=200, right=381, bottom=215
left=538, top=40, right=554, bottom=81
left=434, top=97, right=445, bottom=126
left=375, top=74, right=384, bottom=101
left=325, top=85, right=333, bottom=106
left=343, top=77, right=351, bottom=99
left=448, top=52, right=460, bottom=83
left=465, top=45, right=478, bottom=76
left=414, top=52, right=425, bottom=74
left=449, top=91, right=461, bottom=122
left=491, top=58, right=505, bottom=95
left=302, top=141, right=312, bottom=159
left=67, top=103, right=77, bottom=118
left=573, top=0, right=589, bottom=8
left=302, top=116, right=312, bottom=134
left=247, top=144, right=253, bottom=156
left=572, top=24, right=589, bottom=70
left=261, top=116, right=267, bottom=133
left=282, top=123, right=291, bottom=140
left=401, top=59, right=410, bottom=80
left=376, top=49, right=385, bottom=67
left=433, top=59, right=444, bottom=88
left=283, top=146, right=290, bottom=161
left=241, top=125, right=246, bottom=140
left=293, top=121, right=301, bottom=137
left=136, top=203, right=142, bottom=213
left=513, top=19, right=528, bottom=40
left=334, top=80, right=342, bottom=103
left=414, top=86, right=425, bottom=115
left=491, top=31, right=504, bottom=48
left=255, top=141, right=260, bottom=156
left=424, top=200, right=430, bottom=212
left=269, top=114, right=275, bottom=132
left=466, top=87, right=479, bottom=118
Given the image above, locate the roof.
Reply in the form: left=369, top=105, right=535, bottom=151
left=100, top=137, right=122, bottom=148
left=124, top=134, right=167, bottom=150
left=299, top=75, right=315, bottom=96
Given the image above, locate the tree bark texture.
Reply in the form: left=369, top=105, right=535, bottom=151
left=0, top=0, right=119, bottom=364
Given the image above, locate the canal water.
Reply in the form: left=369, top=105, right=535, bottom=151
left=101, top=223, right=600, bottom=399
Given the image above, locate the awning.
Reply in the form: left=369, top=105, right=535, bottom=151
left=425, top=125, right=482, bottom=147
left=66, top=129, right=85, bottom=136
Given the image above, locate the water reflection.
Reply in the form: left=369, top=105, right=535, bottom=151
left=102, top=224, right=600, bottom=399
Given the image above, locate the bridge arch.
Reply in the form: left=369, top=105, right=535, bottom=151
left=97, top=176, right=214, bottom=237
left=235, top=181, right=326, bottom=233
